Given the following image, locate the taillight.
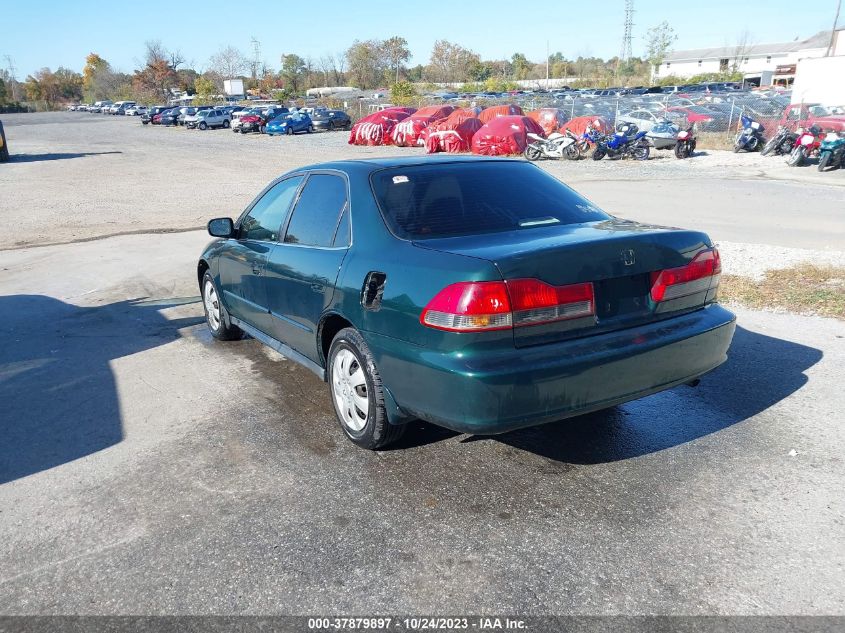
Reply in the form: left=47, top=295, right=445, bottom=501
left=650, top=248, right=721, bottom=302
left=420, top=280, right=595, bottom=332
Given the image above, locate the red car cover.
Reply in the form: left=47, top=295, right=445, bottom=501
left=527, top=108, right=568, bottom=136
left=425, top=117, right=484, bottom=154
left=348, top=107, right=415, bottom=146
left=391, top=105, right=455, bottom=147
left=478, top=104, right=524, bottom=124
left=559, top=115, right=612, bottom=137
left=471, top=115, right=545, bottom=156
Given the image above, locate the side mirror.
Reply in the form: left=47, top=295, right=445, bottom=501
left=208, top=217, right=235, bottom=238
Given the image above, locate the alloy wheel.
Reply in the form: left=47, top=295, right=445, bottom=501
left=204, top=280, right=221, bottom=331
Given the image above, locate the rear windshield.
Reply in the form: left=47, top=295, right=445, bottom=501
left=371, top=162, right=609, bottom=240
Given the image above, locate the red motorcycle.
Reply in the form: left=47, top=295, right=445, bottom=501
left=674, top=126, right=697, bottom=159
left=787, top=125, right=822, bottom=167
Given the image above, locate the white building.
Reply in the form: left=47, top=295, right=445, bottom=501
left=654, top=31, right=831, bottom=84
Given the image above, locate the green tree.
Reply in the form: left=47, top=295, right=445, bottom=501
left=382, top=36, right=411, bottom=83
left=510, top=53, right=531, bottom=80
left=346, top=40, right=388, bottom=89
left=426, top=40, right=481, bottom=84
left=194, top=75, right=217, bottom=100
left=281, top=54, right=307, bottom=93
left=645, top=21, right=677, bottom=73
left=390, top=80, right=415, bottom=105
left=0, top=77, right=7, bottom=104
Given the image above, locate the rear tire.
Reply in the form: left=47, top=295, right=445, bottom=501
left=674, top=142, right=687, bottom=159
left=328, top=328, right=406, bottom=450
left=632, top=145, right=650, bottom=161
left=564, top=144, right=580, bottom=160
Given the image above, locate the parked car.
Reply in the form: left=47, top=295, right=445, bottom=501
left=109, top=101, right=135, bottom=114
left=265, top=112, right=313, bottom=135
left=159, top=108, right=181, bottom=126
left=0, top=120, right=9, bottom=162
left=617, top=109, right=667, bottom=132
left=176, top=107, right=209, bottom=126
left=778, top=103, right=845, bottom=133
left=185, top=108, right=232, bottom=130
left=310, top=109, right=352, bottom=131
left=142, top=106, right=169, bottom=125
left=239, top=107, right=289, bottom=134
left=231, top=108, right=262, bottom=132
left=125, top=105, right=148, bottom=116
left=198, top=157, right=735, bottom=449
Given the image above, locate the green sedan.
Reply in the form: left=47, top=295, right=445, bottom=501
left=198, top=157, right=735, bottom=449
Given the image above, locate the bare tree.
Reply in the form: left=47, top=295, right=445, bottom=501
left=210, top=45, right=248, bottom=79
left=731, top=29, right=753, bottom=73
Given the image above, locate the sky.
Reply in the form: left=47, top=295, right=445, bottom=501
left=2, top=0, right=841, bottom=78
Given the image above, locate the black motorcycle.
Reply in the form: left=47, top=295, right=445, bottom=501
left=761, top=125, right=798, bottom=156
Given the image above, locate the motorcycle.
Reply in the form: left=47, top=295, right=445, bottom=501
left=786, top=125, right=822, bottom=167
left=592, top=123, right=650, bottom=161
left=733, top=114, right=765, bottom=152
left=674, top=126, right=697, bottom=159
left=524, top=130, right=579, bottom=161
left=761, top=125, right=798, bottom=156
left=817, top=131, right=845, bottom=172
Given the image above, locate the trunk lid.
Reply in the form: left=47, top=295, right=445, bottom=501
left=414, top=218, right=713, bottom=347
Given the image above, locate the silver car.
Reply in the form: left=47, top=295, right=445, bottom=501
left=184, top=108, right=232, bottom=130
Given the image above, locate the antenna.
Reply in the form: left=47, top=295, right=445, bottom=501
left=250, top=37, right=261, bottom=79
left=620, top=0, right=634, bottom=63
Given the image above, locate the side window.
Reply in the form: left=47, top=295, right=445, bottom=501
left=332, top=207, right=351, bottom=247
left=240, top=176, right=304, bottom=242
left=284, top=174, right=348, bottom=247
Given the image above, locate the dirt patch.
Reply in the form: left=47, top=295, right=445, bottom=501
left=721, top=264, right=845, bottom=320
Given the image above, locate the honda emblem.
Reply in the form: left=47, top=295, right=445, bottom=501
left=621, top=249, right=636, bottom=266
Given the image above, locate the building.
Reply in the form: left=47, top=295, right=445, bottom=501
left=791, top=29, right=845, bottom=106
left=654, top=31, right=831, bottom=85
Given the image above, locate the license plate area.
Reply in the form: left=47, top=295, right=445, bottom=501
left=594, top=273, right=651, bottom=319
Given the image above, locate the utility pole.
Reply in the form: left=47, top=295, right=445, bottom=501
left=546, top=40, right=550, bottom=89
left=616, top=0, right=634, bottom=80
left=827, top=0, right=842, bottom=56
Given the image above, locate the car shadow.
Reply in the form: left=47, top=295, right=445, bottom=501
left=0, top=295, right=203, bottom=484
left=9, top=151, right=122, bottom=163
left=395, top=325, right=822, bottom=462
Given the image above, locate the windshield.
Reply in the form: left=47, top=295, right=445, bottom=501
left=371, top=162, right=610, bottom=240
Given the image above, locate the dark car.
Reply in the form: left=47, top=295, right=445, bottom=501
left=0, top=120, right=9, bottom=162
left=142, top=105, right=170, bottom=125
left=310, top=109, right=352, bottom=131
left=198, top=157, right=736, bottom=450
left=159, top=108, right=181, bottom=127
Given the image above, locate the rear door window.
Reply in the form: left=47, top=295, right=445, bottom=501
left=283, top=174, right=348, bottom=247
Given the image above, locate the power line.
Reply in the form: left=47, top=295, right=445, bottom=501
left=620, top=0, right=634, bottom=63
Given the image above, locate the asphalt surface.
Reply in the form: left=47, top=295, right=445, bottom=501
left=0, top=115, right=844, bottom=615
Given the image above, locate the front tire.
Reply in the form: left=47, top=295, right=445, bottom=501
left=286, top=126, right=293, bottom=136
left=222, top=119, right=230, bottom=128
left=818, top=151, right=831, bottom=172
left=787, top=146, right=805, bottom=167
left=524, top=145, right=542, bottom=161
left=198, top=121, right=207, bottom=130
left=328, top=328, right=406, bottom=450
left=592, top=147, right=606, bottom=161
left=761, top=137, right=778, bottom=156
left=202, top=272, right=241, bottom=341
left=674, top=141, right=687, bottom=159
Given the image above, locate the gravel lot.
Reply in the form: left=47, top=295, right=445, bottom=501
left=0, top=113, right=844, bottom=616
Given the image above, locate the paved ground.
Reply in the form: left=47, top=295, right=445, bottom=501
left=0, top=113, right=844, bottom=615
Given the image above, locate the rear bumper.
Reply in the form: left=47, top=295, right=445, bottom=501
left=369, top=305, right=736, bottom=434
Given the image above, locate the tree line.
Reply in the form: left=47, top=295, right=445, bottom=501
left=10, top=24, right=716, bottom=109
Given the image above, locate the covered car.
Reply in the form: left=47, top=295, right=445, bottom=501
left=424, top=116, right=484, bottom=154
left=470, top=115, right=545, bottom=156
left=559, top=115, right=612, bottom=137
left=478, top=104, right=524, bottom=124
left=391, top=105, right=455, bottom=147
left=526, top=108, right=568, bottom=136
left=348, top=107, right=416, bottom=146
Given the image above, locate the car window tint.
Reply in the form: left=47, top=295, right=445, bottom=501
left=332, top=207, right=351, bottom=247
left=241, top=176, right=304, bottom=242
left=371, top=162, right=609, bottom=240
left=284, top=174, right=348, bottom=247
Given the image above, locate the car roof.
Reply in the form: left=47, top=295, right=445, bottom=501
left=291, top=155, right=521, bottom=174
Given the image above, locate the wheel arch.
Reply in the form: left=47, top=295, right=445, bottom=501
left=317, top=311, right=354, bottom=370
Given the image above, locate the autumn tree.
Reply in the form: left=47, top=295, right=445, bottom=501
left=346, top=40, right=388, bottom=89
left=194, top=75, right=217, bottom=100
left=132, top=41, right=183, bottom=101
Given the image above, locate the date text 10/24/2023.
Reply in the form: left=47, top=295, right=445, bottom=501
left=308, top=618, right=528, bottom=631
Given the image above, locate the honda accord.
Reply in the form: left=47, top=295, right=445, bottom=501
left=198, top=157, right=735, bottom=449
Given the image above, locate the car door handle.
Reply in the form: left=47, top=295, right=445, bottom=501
left=252, top=265, right=262, bottom=276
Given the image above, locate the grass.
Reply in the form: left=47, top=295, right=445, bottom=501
left=693, top=131, right=735, bottom=151
left=720, top=264, right=845, bottom=320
